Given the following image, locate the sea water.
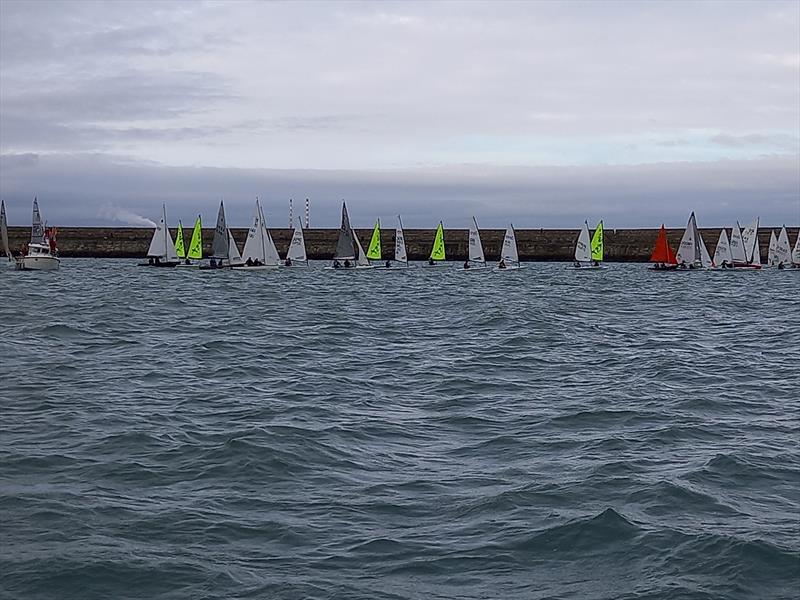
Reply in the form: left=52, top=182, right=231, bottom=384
left=1, top=260, right=798, bottom=599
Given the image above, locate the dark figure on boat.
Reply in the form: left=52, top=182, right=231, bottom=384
left=573, top=260, right=581, bottom=268
left=463, top=260, right=470, bottom=269
left=428, top=258, right=435, bottom=266
left=498, top=259, right=506, bottom=269
left=154, top=257, right=161, bottom=266
left=245, top=257, right=254, bottom=266
left=285, top=258, right=292, bottom=267
left=148, top=257, right=154, bottom=265
left=333, top=259, right=341, bottom=269
left=184, top=258, right=191, bottom=265
left=592, top=260, right=599, bottom=267
left=210, top=258, right=217, bottom=268
left=344, top=259, right=351, bottom=268
left=385, top=260, right=391, bottom=268
left=253, top=258, right=262, bottom=266
left=778, top=262, right=785, bottom=270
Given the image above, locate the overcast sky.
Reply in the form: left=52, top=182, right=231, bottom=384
left=1, top=0, right=798, bottom=228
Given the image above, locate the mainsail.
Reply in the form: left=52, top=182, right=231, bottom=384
left=286, top=217, right=307, bottom=263
left=429, top=222, right=445, bottom=261
left=1, top=200, right=11, bottom=260
left=468, top=216, right=486, bottom=264
left=175, top=221, right=186, bottom=259
left=713, top=229, right=733, bottom=267
left=793, top=229, right=800, bottom=265
left=241, top=200, right=267, bottom=263
left=574, top=221, right=591, bottom=262
left=650, top=225, right=677, bottom=264
left=740, top=217, right=760, bottom=264
left=501, top=223, right=519, bottom=264
left=591, top=221, right=604, bottom=262
left=730, top=222, right=747, bottom=264
left=366, top=219, right=381, bottom=261
left=227, top=230, right=243, bottom=265
left=768, top=230, right=778, bottom=266
left=146, top=204, right=178, bottom=260
left=31, top=197, right=44, bottom=244
left=354, top=231, right=370, bottom=267
left=187, top=216, right=203, bottom=260
left=394, top=215, right=407, bottom=264
left=211, top=201, right=229, bottom=259
left=333, top=202, right=357, bottom=260
left=774, top=226, right=792, bottom=266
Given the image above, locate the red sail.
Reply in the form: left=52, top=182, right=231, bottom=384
left=649, top=225, right=677, bottom=264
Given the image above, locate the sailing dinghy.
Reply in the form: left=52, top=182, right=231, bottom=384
left=1, top=200, right=13, bottom=266
left=283, top=217, right=308, bottom=267
left=462, top=217, right=488, bottom=270
left=648, top=224, right=678, bottom=270
left=176, top=216, right=203, bottom=267
left=140, top=204, right=179, bottom=267
left=366, top=219, right=388, bottom=267
left=792, top=228, right=800, bottom=268
left=572, top=221, right=604, bottom=269
left=391, top=215, right=408, bottom=268
left=200, top=201, right=241, bottom=269
left=496, top=223, right=520, bottom=270
left=771, top=226, right=793, bottom=269
left=731, top=218, right=762, bottom=269
left=234, top=199, right=280, bottom=270
left=328, top=201, right=373, bottom=269
left=675, top=212, right=712, bottom=270
left=712, top=229, right=734, bottom=269
left=425, top=221, right=446, bottom=267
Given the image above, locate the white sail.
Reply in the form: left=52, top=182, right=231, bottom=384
left=31, top=198, right=45, bottom=244
left=468, top=216, right=486, bottom=264
left=767, top=230, right=778, bottom=266
left=713, top=229, right=733, bottom=266
left=741, top=217, right=759, bottom=264
left=794, top=229, right=800, bottom=265
left=1, top=200, right=11, bottom=260
left=260, top=207, right=281, bottom=266
left=147, top=204, right=178, bottom=260
left=354, top=231, right=370, bottom=266
left=227, top=230, right=243, bottom=265
left=286, top=217, right=307, bottom=262
left=775, top=226, right=792, bottom=266
left=730, top=222, right=746, bottom=263
left=333, top=202, right=357, bottom=260
left=211, top=201, right=229, bottom=259
left=501, top=223, right=519, bottom=263
left=241, top=200, right=266, bottom=263
left=574, top=221, right=591, bottom=262
left=394, top=215, right=407, bottom=263
left=699, top=231, right=712, bottom=268
left=675, top=212, right=701, bottom=265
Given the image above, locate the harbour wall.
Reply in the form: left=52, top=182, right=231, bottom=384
left=5, top=226, right=796, bottom=262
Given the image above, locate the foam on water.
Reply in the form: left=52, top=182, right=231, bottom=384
left=1, top=260, right=798, bottom=599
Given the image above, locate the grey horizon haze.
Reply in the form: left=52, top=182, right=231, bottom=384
left=0, top=0, right=798, bottom=229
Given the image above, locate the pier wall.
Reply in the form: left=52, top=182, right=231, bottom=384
left=5, top=226, right=796, bottom=262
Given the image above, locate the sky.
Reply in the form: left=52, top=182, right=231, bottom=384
left=0, top=0, right=798, bottom=228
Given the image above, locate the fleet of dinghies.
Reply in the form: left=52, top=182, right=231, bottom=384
left=4, top=198, right=800, bottom=272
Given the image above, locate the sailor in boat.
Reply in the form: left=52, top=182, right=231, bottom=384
left=573, top=260, right=581, bottom=268
left=245, top=257, right=254, bottom=266
left=148, top=257, right=154, bottom=265
left=344, top=259, right=351, bottom=268
left=210, top=258, right=217, bottom=268
left=385, top=260, right=391, bottom=268
left=184, top=258, right=191, bottom=265
left=463, top=260, right=470, bottom=269
left=592, top=260, right=599, bottom=267
left=498, top=259, right=507, bottom=269
left=154, top=257, right=161, bottom=266
left=679, top=260, right=688, bottom=269
left=778, top=261, right=785, bottom=270
left=253, top=258, right=262, bottom=266
left=285, top=257, right=292, bottom=267
left=428, top=258, right=435, bottom=266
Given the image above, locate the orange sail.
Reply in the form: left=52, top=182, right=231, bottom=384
left=650, top=225, right=677, bottom=264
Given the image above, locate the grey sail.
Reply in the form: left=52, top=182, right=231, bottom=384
left=31, top=198, right=45, bottom=244
left=333, top=201, right=356, bottom=260
left=211, top=201, right=229, bottom=259
left=1, top=200, right=11, bottom=260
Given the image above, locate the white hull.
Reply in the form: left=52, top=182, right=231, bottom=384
left=495, top=264, right=521, bottom=271
left=570, top=264, right=605, bottom=270
left=459, top=264, right=490, bottom=271
left=16, top=255, right=60, bottom=271
left=280, top=263, right=309, bottom=268
left=232, top=265, right=280, bottom=271
left=176, top=262, right=200, bottom=268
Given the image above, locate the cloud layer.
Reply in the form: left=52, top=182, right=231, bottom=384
left=1, top=1, right=798, bottom=224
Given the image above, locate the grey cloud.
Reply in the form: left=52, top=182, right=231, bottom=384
left=1, top=153, right=797, bottom=229
left=709, top=133, right=799, bottom=149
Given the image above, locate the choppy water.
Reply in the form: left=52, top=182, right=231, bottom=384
left=1, top=260, right=799, bottom=600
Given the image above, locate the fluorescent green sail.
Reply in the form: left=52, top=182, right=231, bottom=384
left=430, top=222, right=445, bottom=260
left=591, top=220, right=604, bottom=261
left=188, top=215, right=203, bottom=259
left=366, top=219, right=381, bottom=260
left=174, top=220, right=186, bottom=258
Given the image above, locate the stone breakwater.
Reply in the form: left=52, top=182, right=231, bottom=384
left=5, top=226, right=795, bottom=261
